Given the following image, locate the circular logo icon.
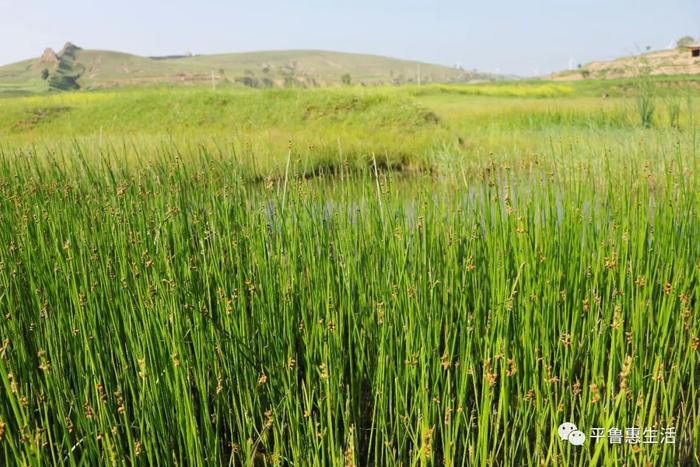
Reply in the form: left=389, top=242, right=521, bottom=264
left=558, top=422, right=578, bottom=441
left=568, top=430, right=586, bottom=446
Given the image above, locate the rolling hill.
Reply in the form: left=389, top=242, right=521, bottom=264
left=552, top=45, right=700, bottom=81
left=0, top=42, right=492, bottom=94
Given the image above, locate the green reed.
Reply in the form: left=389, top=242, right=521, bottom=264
left=0, top=134, right=697, bottom=466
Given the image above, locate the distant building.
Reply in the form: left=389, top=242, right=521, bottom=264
left=687, top=44, right=700, bottom=58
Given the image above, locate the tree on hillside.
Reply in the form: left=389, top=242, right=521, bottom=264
left=41, top=68, right=49, bottom=80
left=341, top=73, right=352, bottom=85
left=677, top=36, right=696, bottom=48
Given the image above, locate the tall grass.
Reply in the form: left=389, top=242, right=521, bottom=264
left=0, top=131, right=697, bottom=465
left=634, top=58, right=656, bottom=128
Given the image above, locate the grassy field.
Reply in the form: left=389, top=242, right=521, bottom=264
left=0, top=80, right=699, bottom=466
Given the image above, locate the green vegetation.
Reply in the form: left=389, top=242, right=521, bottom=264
left=0, top=81, right=698, bottom=465
left=635, top=58, right=656, bottom=128
left=408, top=82, right=575, bottom=98
left=676, top=36, right=696, bottom=48
left=46, top=44, right=83, bottom=91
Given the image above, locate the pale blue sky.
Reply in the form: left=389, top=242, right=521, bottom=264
left=1, top=0, right=698, bottom=75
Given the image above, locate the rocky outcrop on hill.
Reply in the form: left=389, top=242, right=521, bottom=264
left=40, top=48, right=59, bottom=64
left=553, top=47, right=700, bottom=81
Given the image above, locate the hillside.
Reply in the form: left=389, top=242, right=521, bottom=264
left=552, top=45, right=700, bottom=81
left=0, top=42, right=491, bottom=94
